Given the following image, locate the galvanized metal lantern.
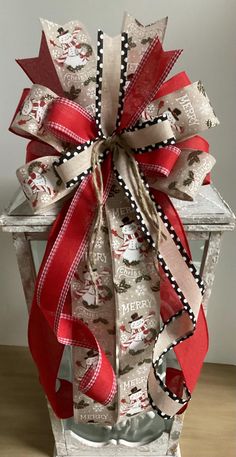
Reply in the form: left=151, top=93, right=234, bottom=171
left=1, top=184, right=234, bottom=457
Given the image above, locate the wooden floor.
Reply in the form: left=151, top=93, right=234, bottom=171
left=0, top=346, right=235, bottom=457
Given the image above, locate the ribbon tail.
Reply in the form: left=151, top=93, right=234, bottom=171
left=29, top=295, right=73, bottom=418
left=28, top=199, right=74, bottom=418
left=113, top=147, right=205, bottom=418
left=119, top=38, right=182, bottom=130
left=158, top=191, right=209, bottom=391
left=28, top=154, right=116, bottom=418
left=152, top=189, right=208, bottom=412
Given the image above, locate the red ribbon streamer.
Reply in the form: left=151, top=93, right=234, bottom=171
left=153, top=190, right=208, bottom=411
left=119, top=38, right=182, bottom=130
left=29, top=155, right=117, bottom=417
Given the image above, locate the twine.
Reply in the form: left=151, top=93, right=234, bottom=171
left=115, top=135, right=162, bottom=249
left=87, top=135, right=163, bottom=305
left=87, top=139, right=104, bottom=305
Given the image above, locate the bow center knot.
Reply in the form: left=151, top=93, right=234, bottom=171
left=102, top=134, right=123, bottom=153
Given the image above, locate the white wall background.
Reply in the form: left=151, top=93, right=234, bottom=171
left=0, top=0, right=235, bottom=364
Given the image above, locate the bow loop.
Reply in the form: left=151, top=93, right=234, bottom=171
left=44, top=97, right=98, bottom=144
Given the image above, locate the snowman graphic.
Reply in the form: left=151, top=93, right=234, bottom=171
left=52, top=27, right=93, bottom=71
left=19, top=96, right=49, bottom=126
left=76, top=348, right=112, bottom=373
left=75, top=349, right=99, bottom=382
left=120, top=387, right=149, bottom=416
left=22, top=161, right=56, bottom=207
left=120, top=312, right=156, bottom=353
left=84, top=349, right=99, bottom=370
left=163, top=107, right=185, bottom=135
left=73, top=268, right=112, bottom=310
left=113, top=217, right=146, bottom=266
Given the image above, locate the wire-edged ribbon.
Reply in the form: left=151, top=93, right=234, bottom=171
left=10, top=27, right=218, bottom=420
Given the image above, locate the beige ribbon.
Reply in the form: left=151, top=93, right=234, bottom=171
left=113, top=145, right=203, bottom=417
left=100, top=34, right=123, bottom=136
left=122, top=13, right=168, bottom=76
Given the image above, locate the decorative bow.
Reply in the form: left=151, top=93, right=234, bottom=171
left=10, top=15, right=219, bottom=421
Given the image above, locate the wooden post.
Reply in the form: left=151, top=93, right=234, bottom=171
left=12, top=232, right=36, bottom=311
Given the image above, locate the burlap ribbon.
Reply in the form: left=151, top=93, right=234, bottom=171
left=10, top=15, right=219, bottom=421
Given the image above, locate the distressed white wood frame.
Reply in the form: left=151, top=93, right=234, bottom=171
left=0, top=185, right=235, bottom=457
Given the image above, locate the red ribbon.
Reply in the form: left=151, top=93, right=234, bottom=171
left=45, top=97, right=98, bottom=144
left=136, top=145, right=181, bottom=177
left=119, top=37, right=182, bottom=130
left=26, top=140, right=61, bottom=162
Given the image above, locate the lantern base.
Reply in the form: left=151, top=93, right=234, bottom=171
left=53, top=444, right=181, bottom=456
